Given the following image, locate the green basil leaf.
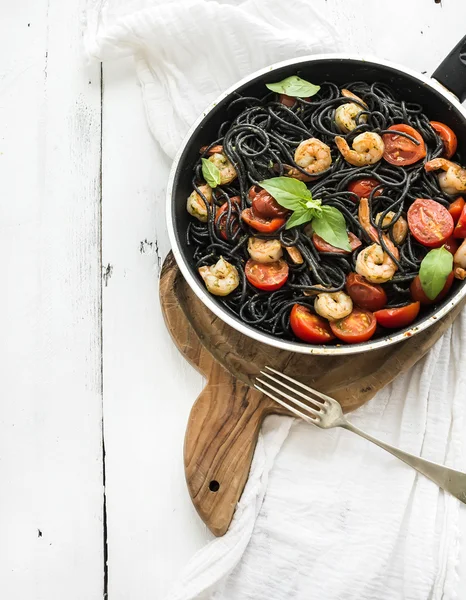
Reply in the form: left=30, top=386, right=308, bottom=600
left=312, top=206, right=351, bottom=251
left=285, top=209, right=315, bottom=230
left=265, top=76, right=321, bottom=98
left=419, top=246, right=453, bottom=300
left=201, top=158, right=221, bottom=188
left=259, top=177, right=321, bottom=211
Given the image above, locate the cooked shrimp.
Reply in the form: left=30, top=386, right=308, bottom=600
left=355, top=243, right=397, bottom=283
left=287, top=138, right=332, bottom=181
left=247, top=237, right=283, bottom=263
left=375, top=211, right=408, bottom=244
left=209, top=152, right=237, bottom=184
left=454, top=239, right=466, bottom=280
left=284, top=246, right=304, bottom=264
left=198, top=257, right=239, bottom=296
left=314, top=291, right=353, bottom=321
left=359, top=198, right=400, bottom=259
left=335, top=91, right=368, bottom=133
left=425, top=158, right=466, bottom=195
left=335, top=132, right=384, bottom=167
left=186, top=184, right=213, bottom=222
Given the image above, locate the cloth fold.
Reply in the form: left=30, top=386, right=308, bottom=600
left=85, top=2, right=466, bottom=598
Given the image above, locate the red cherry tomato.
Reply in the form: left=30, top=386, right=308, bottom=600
left=245, top=259, right=289, bottom=291
left=410, top=272, right=454, bottom=305
left=374, top=302, right=420, bottom=329
left=430, top=121, right=458, bottom=159
left=290, top=304, right=335, bottom=344
left=215, top=197, right=241, bottom=240
left=249, top=186, right=288, bottom=218
left=312, top=232, right=362, bottom=254
left=345, top=273, right=388, bottom=312
left=444, top=236, right=459, bottom=255
left=347, top=178, right=383, bottom=200
left=407, top=199, right=454, bottom=248
left=241, top=208, right=285, bottom=233
left=453, top=203, right=466, bottom=238
left=448, top=197, right=465, bottom=223
left=278, top=94, right=310, bottom=107
left=329, top=308, right=377, bottom=344
left=382, top=124, right=426, bottom=166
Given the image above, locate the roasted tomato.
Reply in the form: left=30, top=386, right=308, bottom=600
left=430, top=121, right=458, bottom=159
left=329, top=308, right=377, bottom=343
left=245, top=259, right=289, bottom=291
left=290, top=304, right=335, bottom=344
left=374, top=302, right=421, bottom=329
left=347, top=178, right=383, bottom=200
left=410, top=272, right=454, bottom=305
left=215, top=197, right=241, bottom=240
left=444, top=236, right=459, bottom=255
left=241, top=208, right=286, bottom=233
left=382, top=124, right=426, bottom=166
left=249, top=186, right=288, bottom=218
left=345, top=273, right=388, bottom=311
left=453, top=203, right=466, bottom=238
left=278, top=94, right=309, bottom=107
left=448, top=197, right=465, bottom=223
left=312, top=232, right=362, bottom=254
left=407, top=199, right=454, bottom=248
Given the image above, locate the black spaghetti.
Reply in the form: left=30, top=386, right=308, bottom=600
left=185, top=79, right=463, bottom=345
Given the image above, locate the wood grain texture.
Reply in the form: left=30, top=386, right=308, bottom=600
left=0, top=1, right=104, bottom=599
left=160, top=252, right=465, bottom=536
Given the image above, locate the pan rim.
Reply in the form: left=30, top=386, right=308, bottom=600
left=166, top=52, right=466, bottom=356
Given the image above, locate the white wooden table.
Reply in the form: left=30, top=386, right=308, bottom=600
left=1, top=1, right=465, bottom=598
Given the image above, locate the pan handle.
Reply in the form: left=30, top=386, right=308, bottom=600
left=432, top=35, right=466, bottom=102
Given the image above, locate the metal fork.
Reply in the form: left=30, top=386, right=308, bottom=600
left=255, top=366, right=466, bottom=503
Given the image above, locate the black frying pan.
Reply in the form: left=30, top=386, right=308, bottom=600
left=167, top=36, right=466, bottom=355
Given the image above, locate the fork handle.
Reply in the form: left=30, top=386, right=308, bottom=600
left=341, top=421, right=466, bottom=503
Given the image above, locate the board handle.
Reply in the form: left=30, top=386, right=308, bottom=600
left=184, top=364, right=279, bottom=536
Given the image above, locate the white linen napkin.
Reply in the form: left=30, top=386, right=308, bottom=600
left=85, top=2, right=466, bottom=598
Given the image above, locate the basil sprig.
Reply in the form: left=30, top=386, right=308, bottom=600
left=259, top=177, right=351, bottom=251
left=201, top=158, right=221, bottom=188
left=265, top=76, right=321, bottom=98
left=419, top=246, right=453, bottom=300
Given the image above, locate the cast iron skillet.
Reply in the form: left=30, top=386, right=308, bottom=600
left=167, top=36, right=466, bottom=355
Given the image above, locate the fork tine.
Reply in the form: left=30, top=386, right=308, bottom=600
left=254, top=384, right=318, bottom=424
left=259, top=370, right=324, bottom=410
left=265, top=366, right=335, bottom=405
left=256, top=377, right=322, bottom=418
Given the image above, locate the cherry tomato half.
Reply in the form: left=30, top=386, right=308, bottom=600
left=448, top=196, right=465, bottom=223
left=347, top=178, right=383, bottom=200
left=430, top=121, right=458, bottom=159
left=374, top=302, right=420, bottom=329
left=249, top=186, right=288, bottom=218
left=454, top=203, right=466, bottom=238
left=382, top=124, right=426, bottom=166
left=407, top=198, right=454, bottom=248
left=329, top=308, right=377, bottom=344
left=312, top=232, right=362, bottom=254
left=278, top=94, right=310, bottom=107
left=290, top=304, right=335, bottom=344
left=241, top=208, right=286, bottom=233
left=410, top=271, right=454, bottom=305
left=245, top=259, right=289, bottom=291
left=215, top=197, right=241, bottom=240
left=444, top=236, right=459, bottom=255
left=345, top=273, right=388, bottom=312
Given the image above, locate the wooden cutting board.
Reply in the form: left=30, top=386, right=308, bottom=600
left=159, top=251, right=464, bottom=537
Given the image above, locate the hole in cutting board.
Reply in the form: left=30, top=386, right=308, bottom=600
left=209, top=480, right=220, bottom=492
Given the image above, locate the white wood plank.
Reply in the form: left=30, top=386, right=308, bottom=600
left=0, top=1, right=104, bottom=599
left=101, top=58, right=210, bottom=600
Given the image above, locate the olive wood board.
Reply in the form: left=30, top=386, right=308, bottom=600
left=159, top=251, right=464, bottom=537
